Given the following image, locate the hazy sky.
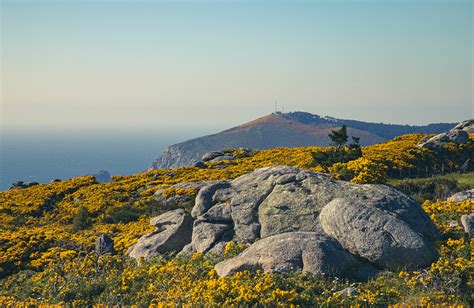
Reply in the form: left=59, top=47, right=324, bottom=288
left=1, top=0, right=473, bottom=133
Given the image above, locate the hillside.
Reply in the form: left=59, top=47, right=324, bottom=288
left=1, top=132, right=473, bottom=306
left=286, top=112, right=455, bottom=140
left=150, top=112, right=454, bottom=169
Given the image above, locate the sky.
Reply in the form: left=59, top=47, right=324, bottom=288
left=1, top=0, right=473, bottom=134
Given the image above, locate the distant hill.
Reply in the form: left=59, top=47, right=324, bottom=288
left=149, top=112, right=455, bottom=169
left=286, top=112, right=455, bottom=140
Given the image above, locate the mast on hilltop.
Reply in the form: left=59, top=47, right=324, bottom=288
left=274, top=98, right=282, bottom=114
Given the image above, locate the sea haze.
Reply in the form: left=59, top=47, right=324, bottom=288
left=0, top=129, right=198, bottom=191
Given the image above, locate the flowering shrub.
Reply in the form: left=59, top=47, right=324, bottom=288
left=223, top=241, right=248, bottom=259
left=422, top=199, right=473, bottom=233
left=329, top=157, right=387, bottom=184
left=2, top=226, right=471, bottom=307
left=347, top=158, right=388, bottom=184
left=0, top=134, right=473, bottom=305
left=365, top=134, right=474, bottom=177
left=0, top=176, right=96, bottom=228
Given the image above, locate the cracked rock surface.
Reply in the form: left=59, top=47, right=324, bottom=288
left=128, top=166, right=440, bottom=279
left=127, top=209, right=193, bottom=260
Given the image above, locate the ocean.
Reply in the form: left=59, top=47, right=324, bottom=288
left=0, top=130, right=195, bottom=191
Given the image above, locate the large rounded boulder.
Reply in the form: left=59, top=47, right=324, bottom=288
left=215, top=232, right=378, bottom=280
left=129, top=166, right=440, bottom=279
left=319, top=198, right=438, bottom=270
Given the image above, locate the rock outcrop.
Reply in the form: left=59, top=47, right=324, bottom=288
left=460, top=214, right=474, bottom=237
left=128, top=209, right=193, bottom=260
left=215, top=232, right=378, bottom=280
left=95, top=234, right=115, bottom=255
left=129, top=166, right=440, bottom=279
left=9, top=181, right=39, bottom=190
left=91, top=170, right=111, bottom=183
left=336, top=287, right=358, bottom=297
left=448, top=189, right=474, bottom=203
left=201, top=151, right=226, bottom=162
left=193, top=161, right=207, bottom=169
left=453, top=119, right=474, bottom=134
left=153, top=181, right=218, bottom=209
left=191, top=181, right=231, bottom=219
left=319, top=198, right=438, bottom=270
left=418, top=120, right=472, bottom=149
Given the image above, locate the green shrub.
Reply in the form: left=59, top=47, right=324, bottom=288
left=72, top=206, right=92, bottom=231
left=312, top=147, right=362, bottom=167
left=103, top=204, right=142, bottom=224
left=394, top=178, right=468, bottom=201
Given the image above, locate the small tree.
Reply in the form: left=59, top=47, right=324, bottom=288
left=349, top=136, right=360, bottom=149
left=72, top=206, right=92, bottom=232
left=328, top=125, right=348, bottom=151
left=348, top=136, right=362, bottom=160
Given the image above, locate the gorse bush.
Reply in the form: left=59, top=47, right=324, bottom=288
left=330, top=157, right=388, bottom=184
left=1, top=199, right=472, bottom=306
left=0, top=134, right=473, bottom=306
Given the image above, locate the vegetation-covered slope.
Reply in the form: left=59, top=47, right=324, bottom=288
left=0, top=134, right=473, bottom=306
left=150, top=113, right=385, bottom=169
left=150, top=112, right=455, bottom=169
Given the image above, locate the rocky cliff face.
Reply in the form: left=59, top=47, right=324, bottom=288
left=150, top=143, right=203, bottom=170
left=128, top=166, right=440, bottom=280
left=149, top=112, right=455, bottom=170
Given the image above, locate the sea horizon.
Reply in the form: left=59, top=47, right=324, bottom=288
left=0, top=128, right=212, bottom=191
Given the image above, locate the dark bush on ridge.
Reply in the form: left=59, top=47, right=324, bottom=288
left=394, top=178, right=468, bottom=201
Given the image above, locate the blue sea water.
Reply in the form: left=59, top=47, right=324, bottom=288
left=0, top=130, right=194, bottom=191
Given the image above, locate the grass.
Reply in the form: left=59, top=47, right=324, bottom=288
left=388, top=171, right=474, bottom=188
